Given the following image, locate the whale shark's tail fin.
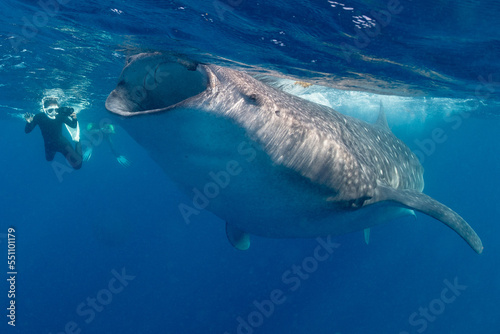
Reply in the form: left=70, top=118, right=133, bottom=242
left=373, top=184, right=483, bottom=254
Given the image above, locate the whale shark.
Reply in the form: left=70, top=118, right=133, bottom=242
left=106, top=52, right=483, bottom=254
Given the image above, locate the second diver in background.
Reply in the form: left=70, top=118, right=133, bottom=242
left=83, top=122, right=131, bottom=167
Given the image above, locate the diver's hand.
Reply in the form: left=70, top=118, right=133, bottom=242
left=83, top=147, right=92, bottom=161
left=24, top=113, right=33, bottom=123
left=116, top=155, right=131, bottom=167
left=70, top=112, right=77, bottom=120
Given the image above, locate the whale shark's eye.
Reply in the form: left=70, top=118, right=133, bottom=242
left=243, top=93, right=263, bottom=106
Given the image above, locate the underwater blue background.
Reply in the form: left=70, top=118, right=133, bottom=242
left=0, top=0, right=499, bottom=333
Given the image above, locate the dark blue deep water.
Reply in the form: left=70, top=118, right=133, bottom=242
left=1, top=1, right=499, bottom=333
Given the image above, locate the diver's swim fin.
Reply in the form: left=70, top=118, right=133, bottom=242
left=65, top=121, right=80, bottom=142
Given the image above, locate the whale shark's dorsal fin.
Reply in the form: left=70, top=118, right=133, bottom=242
left=375, top=101, right=390, bottom=131
left=226, top=223, right=251, bottom=250
left=371, top=184, right=483, bottom=254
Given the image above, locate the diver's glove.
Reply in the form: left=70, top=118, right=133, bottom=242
left=83, top=147, right=93, bottom=161
left=116, top=155, right=131, bottom=167
left=24, top=113, right=34, bottom=123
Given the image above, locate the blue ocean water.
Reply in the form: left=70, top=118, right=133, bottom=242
left=0, top=0, right=499, bottom=333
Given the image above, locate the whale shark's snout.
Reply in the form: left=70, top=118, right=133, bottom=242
left=106, top=53, right=208, bottom=116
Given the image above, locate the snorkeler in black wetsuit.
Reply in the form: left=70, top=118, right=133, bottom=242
left=24, top=98, right=83, bottom=169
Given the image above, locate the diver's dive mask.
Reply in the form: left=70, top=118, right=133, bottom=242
left=42, top=97, right=59, bottom=119
left=44, top=107, right=58, bottom=118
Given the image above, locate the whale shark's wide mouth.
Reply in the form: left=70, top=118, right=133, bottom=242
left=106, top=54, right=209, bottom=116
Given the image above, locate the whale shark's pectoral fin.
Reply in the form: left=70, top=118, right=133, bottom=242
left=363, top=228, right=370, bottom=245
left=371, top=184, right=483, bottom=254
left=226, top=223, right=251, bottom=251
